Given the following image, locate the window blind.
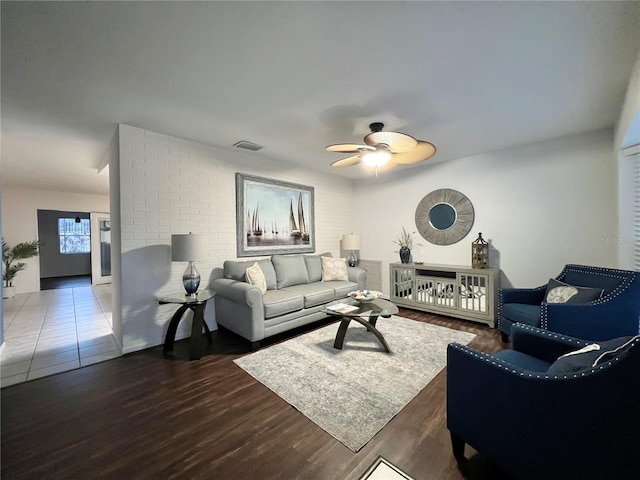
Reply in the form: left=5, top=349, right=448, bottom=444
left=634, top=153, right=640, bottom=270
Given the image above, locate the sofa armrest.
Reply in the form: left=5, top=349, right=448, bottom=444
left=211, top=278, right=266, bottom=343
left=347, top=266, right=366, bottom=289
left=211, top=278, right=264, bottom=307
left=499, top=286, right=546, bottom=305
left=510, top=324, right=588, bottom=363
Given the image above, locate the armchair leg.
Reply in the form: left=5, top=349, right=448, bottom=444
left=450, top=432, right=466, bottom=463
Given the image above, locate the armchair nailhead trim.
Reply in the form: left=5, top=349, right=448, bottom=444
left=497, top=289, right=503, bottom=330
left=449, top=332, right=639, bottom=381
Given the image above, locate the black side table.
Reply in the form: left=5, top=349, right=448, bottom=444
left=157, top=289, right=215, bottom=360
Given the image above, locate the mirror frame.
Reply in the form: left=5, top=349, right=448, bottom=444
left=415, top=189, right=475, bottom=245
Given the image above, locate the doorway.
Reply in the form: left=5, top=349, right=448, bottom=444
left=37, top=210, right=111, bottom=289
left=90, top=212, right=111, bottom=285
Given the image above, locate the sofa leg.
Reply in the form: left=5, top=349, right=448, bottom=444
left=450, top=432, right=466, bottom=463
left=500, top=332, right=509, bottom=343
left=251, top=341, right=261, bottom=351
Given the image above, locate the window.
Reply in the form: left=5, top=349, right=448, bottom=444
left=59, top=218, right=91, bottom=254
left=634, top=153, right=640, bottom=270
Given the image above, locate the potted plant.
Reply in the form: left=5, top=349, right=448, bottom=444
left=392, top=227, right=415, bottom=264
left=3, top=239, right=39, bottom=299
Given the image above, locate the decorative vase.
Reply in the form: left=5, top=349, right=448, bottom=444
left=399, top=247, right=411, bottom=264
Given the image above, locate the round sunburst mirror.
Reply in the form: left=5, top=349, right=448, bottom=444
left=415, top=189, right=475, bottom=245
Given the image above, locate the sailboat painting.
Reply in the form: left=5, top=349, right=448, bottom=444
left=236, top=173, right=315, bottom=257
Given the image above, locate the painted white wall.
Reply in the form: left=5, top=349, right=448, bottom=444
left=1, top=186, right=110, bottom=294
left=116, top=125, right=355, bottom=353
left=352, top=129, right=619, bottom=293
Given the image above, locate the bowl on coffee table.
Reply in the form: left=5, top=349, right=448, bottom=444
left=348, top=290, right=383, bottom=303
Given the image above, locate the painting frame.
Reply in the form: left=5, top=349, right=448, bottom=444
left=236, top=173, right=315, bottom=257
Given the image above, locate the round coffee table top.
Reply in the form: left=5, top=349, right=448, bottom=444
left=325, top=298, right=398, bottom=318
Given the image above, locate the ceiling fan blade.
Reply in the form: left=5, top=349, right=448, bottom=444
left=391, top=141, right=436, bottom=164
left=330, top=155, right=362, bottom=167
left=326, top=143, right=374, bottom=153
left=364, top=131, right=418, bottom=153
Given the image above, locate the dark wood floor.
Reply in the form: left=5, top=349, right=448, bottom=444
left=1, top=309, right=512, bottom=480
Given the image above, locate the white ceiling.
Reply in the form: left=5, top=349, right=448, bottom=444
left=2, top=1, right=640, bottom=196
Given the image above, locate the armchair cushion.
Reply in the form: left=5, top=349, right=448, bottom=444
left=501, top=303, right=540, bottom=327
left=548, top=335, right=639, bottom=374
left=544, top=278, right=603, bottom=304
left=492, top=349, right=551, bottom=372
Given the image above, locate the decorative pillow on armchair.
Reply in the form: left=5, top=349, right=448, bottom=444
left=321, top=256, right=349, bottom=282
left=547, top=336, right=639, bottom=374
left=544, top=278, right=603, bottom=304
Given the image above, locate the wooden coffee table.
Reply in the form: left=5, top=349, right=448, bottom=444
left=325, top=298, right=399, bottom=353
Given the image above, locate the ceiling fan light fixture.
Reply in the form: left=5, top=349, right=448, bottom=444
left=362, top=150, right=391, bottom=167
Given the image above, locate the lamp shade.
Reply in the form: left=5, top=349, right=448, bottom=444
left=171, top=234, right=208, bottom=261
left=342, top=233, right=362, bottom=251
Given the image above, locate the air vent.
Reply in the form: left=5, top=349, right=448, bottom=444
left=233, top=140, right=263, bottom=151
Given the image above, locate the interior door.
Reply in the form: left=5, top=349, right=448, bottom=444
left=90, top=212, right=111, bottom=285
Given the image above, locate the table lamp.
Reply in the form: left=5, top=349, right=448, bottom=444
left=342, top=233, right=362, bottom=267
left=171, top=233, right=208, bottom=296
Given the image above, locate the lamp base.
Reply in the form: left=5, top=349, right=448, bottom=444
left=182, top=261, right=201, bottom=296
left=348, top=251, right=358, bottom=267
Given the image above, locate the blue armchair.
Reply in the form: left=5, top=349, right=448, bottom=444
left=498, top=264, right=640, bottom=342
left=447, top=324, right=640, bottom=480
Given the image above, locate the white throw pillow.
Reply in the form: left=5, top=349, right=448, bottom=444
left=321, top=256, right=349, bottom=282
left=246, top=262, right=267, bottom=294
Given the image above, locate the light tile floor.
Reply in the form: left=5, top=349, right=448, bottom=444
left=1, top=284, right=119, bottom=388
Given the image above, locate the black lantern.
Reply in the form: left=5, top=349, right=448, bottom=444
left=472, top=232, right=489, bottom=269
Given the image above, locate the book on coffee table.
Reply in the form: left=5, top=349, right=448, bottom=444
left=326, top=303, right=359, bottom=314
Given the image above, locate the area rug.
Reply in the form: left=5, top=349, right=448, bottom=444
left=233, top=315, right=476, bottom=452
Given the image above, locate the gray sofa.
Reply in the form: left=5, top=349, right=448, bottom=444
left=211, top=253, right=366, bottom=347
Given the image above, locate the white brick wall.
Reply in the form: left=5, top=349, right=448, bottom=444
left=117, top=124, right=355, bottom=353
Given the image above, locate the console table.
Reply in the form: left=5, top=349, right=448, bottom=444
left=389, top=263, right=499, bottom=327
left=157, top=289, right=215, bottom=360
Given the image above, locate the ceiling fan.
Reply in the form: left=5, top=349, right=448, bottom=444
left=326, top=122, right=436, bottom=173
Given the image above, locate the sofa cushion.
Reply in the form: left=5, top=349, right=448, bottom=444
left=321, top=256, right=349, bottom=281
left=281, top=283, right=335, bottom=308
left=544, top=278, right=603, bottom=304
left=224, top=260, right=254, bottom=282
left=246, top=262, right=267, bottom=294
left=224, top=259, right=277, bottom=290
left=262, top=289, right=305, bottom=319
left=304, top=252, right=332, bottom=282
left=258, top=259, right=278, bottom=290
left=325, top=280, right=360, bottom=299
left=501, top=303, right=541, bottom=327
left=547, top=335, right=639, bottom=374
left=272, top=254, right=310, bottom=289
